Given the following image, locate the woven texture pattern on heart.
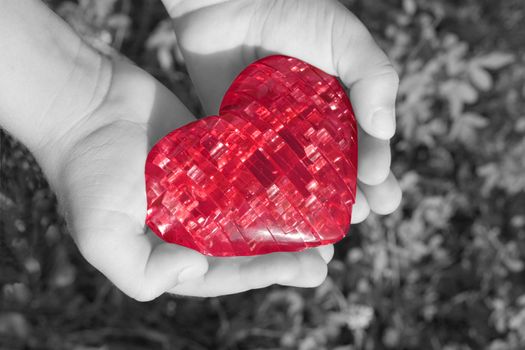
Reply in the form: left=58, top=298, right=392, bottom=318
left=145, top=55, right=358, bottom=256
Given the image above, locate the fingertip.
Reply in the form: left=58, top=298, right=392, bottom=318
left=351, top=187, right=370, bottom=224
left=379, top=175, right=402, bottom=215
left=349, top=69, right=399, bottom=141
left=357, top=131, right=391, bottom=186
left=316, top=244, right=334, bottom=263
left=355, top=106, right=396, bottom=141
left=304, top=254, right=328, bottom=287
left=360, top=172, right=402, bottom=215
left=282, top=250, right=328, bottom=288
left=369, top=108, right=396, bottom=139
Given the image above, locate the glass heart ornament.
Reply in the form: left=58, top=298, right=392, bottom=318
left=145, top=55, right=358, bottom=257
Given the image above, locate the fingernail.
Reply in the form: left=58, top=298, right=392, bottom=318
left=371, top=108, right=396, bottom=139
left=178, top=266, right=204, bottom=283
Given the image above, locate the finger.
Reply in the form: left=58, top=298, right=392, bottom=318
left=358, top=126, right=391, bottom=186
left=346, top=69, right=399, bottom=140
left=170, top=253, right=301, bottom=297
left=359, top=171, right=402, bottom=215
left=169, top=256, right=245, bottom=297
left=279, top=249, right=328, bottom=288
left=75, top=221, right=209, bottom=301
left=316, top=244, right=334, bottom=263
left=239, top=253, right=300, bottom=287
left=351, top=186, right=370, bottom=224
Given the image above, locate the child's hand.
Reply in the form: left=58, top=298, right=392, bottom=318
left=47, top=60, right=333, bottom=300
left=162, top=0, right=402, bottom=221
left=0, top=1, right=331, bottom=301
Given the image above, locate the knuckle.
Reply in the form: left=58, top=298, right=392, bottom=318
left=373, top=63, right=400, bottom=86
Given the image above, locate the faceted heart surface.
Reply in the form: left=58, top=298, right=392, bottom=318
left=145, top=55, right=357, bottom=256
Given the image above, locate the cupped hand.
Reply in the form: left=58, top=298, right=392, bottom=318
left=45, top=57, right=332, bottom=300
left=161, top=0, right=403, bottom=224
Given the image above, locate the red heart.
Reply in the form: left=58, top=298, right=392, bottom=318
left=145, top=55, right=357, bottom=256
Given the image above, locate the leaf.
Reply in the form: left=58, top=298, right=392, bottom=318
left=465, top=112, right=489, bottom=127
left=89, top=0, right=118, bottom=21
left=345, top=304, right=374, bottom=330
left=157, top=47, right=174, bottom=71
left=0, top=191, right=15, bottom=212
left=468, top=64, right=493, bottom=91
left=474, top=52, right=514, bottom=69
left=440, top=80, right=478, bottom=118
left=477, top=162, right=500, bottom=194
left=515, top=117, right=525, bottom=132
left=504, top=257, right=524, bottom=273
left=456, top=81, right=479, bottom=103
left=0, top=312, right=30, bottom=339
left=107, top=14, right=131, bottom=30
left=450, top=112, right=488, bottom=146
left=403, top=0, right=417, bottom=15
left=372, top=246, right=388, bottom=281
left=146, top=20, right=176, bottom=50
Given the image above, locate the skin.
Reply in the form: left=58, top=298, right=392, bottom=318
left=0, top=0, right=401, bottom=300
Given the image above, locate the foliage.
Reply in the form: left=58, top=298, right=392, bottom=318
left=1, top=0, right=525, bottom=349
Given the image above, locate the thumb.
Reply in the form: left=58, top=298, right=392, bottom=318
left=333, top=9, right=399, bottom=140
left=346, top=66, right=399, bottom=140
left=74, top=215, right=208, bottom=301
left=141, top=231, right=210, bottom=300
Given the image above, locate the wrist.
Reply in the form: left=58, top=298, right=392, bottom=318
left=35, top=55, right=114, bottom=193
left=0, top=0, right=113, bottom=190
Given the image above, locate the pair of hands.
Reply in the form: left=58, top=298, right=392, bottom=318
left=37, top=0, right=401, bottom=300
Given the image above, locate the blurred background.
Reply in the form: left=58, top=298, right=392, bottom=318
left=1, top=0, right=524, bottom=349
